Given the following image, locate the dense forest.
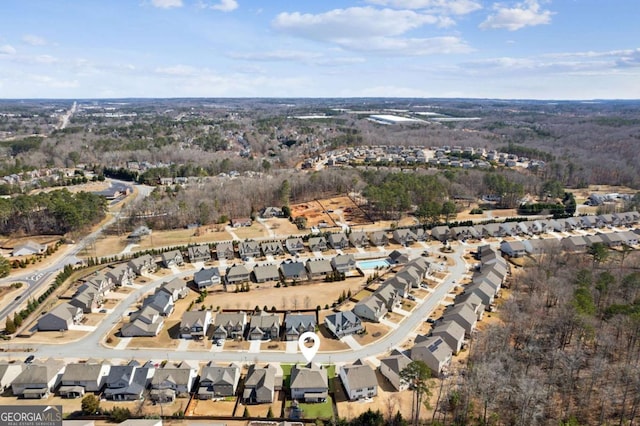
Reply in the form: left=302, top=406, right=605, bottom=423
left=439, top=245, right=640, bottom=426
left=0, top=189, right=107, bottom=235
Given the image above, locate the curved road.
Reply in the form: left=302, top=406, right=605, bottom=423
left=0, top=243, right=470, bottom=365
left=0, top=180, right=153, bottom=323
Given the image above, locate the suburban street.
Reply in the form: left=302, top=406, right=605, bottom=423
left=0, top=180, right=151, bottom=323
left=0, top=240, right=471, bottom=365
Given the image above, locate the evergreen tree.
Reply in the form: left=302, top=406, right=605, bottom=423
left=4, top=317, right=16, bottom=334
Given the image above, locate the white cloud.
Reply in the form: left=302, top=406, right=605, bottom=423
left=29, top=74, right=79, bottom=89
left=229, top=50, right=366, bottom=66
left=480, top=0, right=553, bottom=31
left=339, top=36, right=472, bottom=55
left=211, top=0, right=238, bottom=12
left=273, top=7, right=444, bottom=40
left=22, top=34, right=47, bottom=46
left=366, top=0, right=482, bottom=15
left=154, top=65, right=198, bottom=76
left=0, top=44, right=17, bottom=55
left=150, top=0, right=183, bottom=9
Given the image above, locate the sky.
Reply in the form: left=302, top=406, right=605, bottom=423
left=0, top=0, right=639, bottom=100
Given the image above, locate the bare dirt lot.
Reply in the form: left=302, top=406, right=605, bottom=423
left=291, top=195, right=373, bottom=229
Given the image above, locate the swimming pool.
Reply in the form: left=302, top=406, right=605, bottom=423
left=357, top=259, right=391, bottom=270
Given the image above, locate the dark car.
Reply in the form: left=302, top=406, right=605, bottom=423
left=24, top=355, right=35, bottom=364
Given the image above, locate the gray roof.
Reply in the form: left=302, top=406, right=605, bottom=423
left=290, top=364, right=328, bottom=390
left=253, top=264, right=280, bottom=281
left=151, top=367, right=195, bottom=387
left=411, top=335, right=452, bottom=365
left=181, top=311, right=210, bottom=329
left=213, top=312, right=246, bottom=328
left=280, top=261, right=307, bottom=278
left=249, top=312, right=280, bottom=330
left=306, top=258, right=333, bottom=275
left=200, top=365, right=239, bottom=385
left=285, top=314, right=316, bottom=331
left=194, top=267, right=220, bottom=284
left=379, top=352, right=411, bottom=375
left=12, top=358, right=65, bottom=386
left=341, top=360, right=377, bottom=390
left=61, top=363, right=109, bottom=382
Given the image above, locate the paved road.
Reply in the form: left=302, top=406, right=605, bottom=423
left=0, top=180, right=152, bottom=323
left=0, top=243, right=471, bottom=365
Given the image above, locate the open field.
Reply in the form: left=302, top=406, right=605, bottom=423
left=89, top=227, right=235, bottom=258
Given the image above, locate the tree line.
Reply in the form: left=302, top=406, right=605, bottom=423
left=0, top=189, right=107, bottom=235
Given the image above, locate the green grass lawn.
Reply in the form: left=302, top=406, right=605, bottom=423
left=286, top=396, right=334, bottom=420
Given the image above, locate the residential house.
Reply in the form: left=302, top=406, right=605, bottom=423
left=561, top=235, right=589, bottom=252
left=261, top=241, right=284, bottom=257
left=353, top=295, right=388, bottom=322
left=194, top=267, right=221, bottom=290
left=212, top=312, right=247, bottom=341
left=464, top=282, right=496, bottom=309
left=0, top=362, right=23, bottom=391
left=239, top=241, right=260, bottom=259
left=525, top=238, right=561, bottom=256
left=290, top=363, right=329, bottom=403
left=104, top=361, right=154, bottom=401
left=105, top=263, right=134, bottom=287
left=225, top=265, right=251, bottom=285
left=308, top=237, right=328, bottom=252
left=188, top=244, right=211, bottom=263
left=180, top=310, right=211, bottom=339
left=249, top=264, right=277, bottom=284
left=456, top=292, right=487, bottom=316
left=11, top=241, right=48, bottom=257
left=37, top=303, right=83, bottom=331
left=243, top=364, right=281, bottom=404
left=142, top=290, right=174, bottom=316
left=285, top=237, right=305, bottom=255
left=127, top=226, right=151, bottom=243
left=11, top=358, right=66, bottom=399
left=128, top=254, right=157, bottom=276
left=69, top=283, right=104, bottom=313
left=379, top=350, right=411, bottom=391
left=150, top=362, right=198, bottom=402
left=120, top=306, right=164, bottom=337
left=280, top=261, right=307, bottom=281
left=58, top=362, right=111, bottom=398
left=599, top=232, right=623, bottom=247
left=284, top=314, right=316, bottom=341
left=231, top=217, right=252, bottom=228
left=216, top=241, right=235, bottom=260
left=331, top=254, right=356, bottom=274
left=339, top=360, right=378, bottom=400
left=324, top=310, right=363, bottom=338
left=451, top=226, right=479, bottom=241
left=349, top=231, right=369, bottom=248
left=198, top=363, right=240, bottom=399
left=393, top=228, right=417, bottom=246
left=260, top=207, right=283, bottom=218
left=369, top=231, right=388, bottom=247
left=430, top=320, right=465, bottom=354
left=387, top=250, right=409, bottom=265
left=328, top=232, right=349, bottom=250
left=248, top=311, right=280, bottom=341
left=443, top=303, right=478, bottom=337
left=413, top=228, right=427, bottom=241
left=430, top=226, right=451, bottom=242
left=499, top=240, right=527, bottom=258
left=375, top=282, right=401, bottom=310
left=161, top=250, right=184, bottom=268
left=305, top=258, right=333, bottom=278
left=159, top=277, right=189, bottom=301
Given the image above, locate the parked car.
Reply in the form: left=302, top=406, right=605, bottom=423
left=24, top=355, right=35, bottom=364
